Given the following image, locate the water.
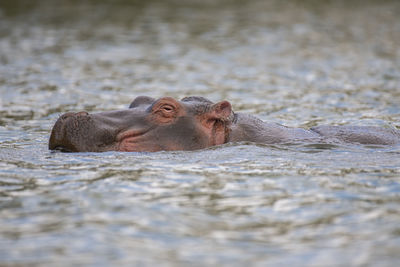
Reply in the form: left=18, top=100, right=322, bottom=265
left=1, top=0, right=400, bottom=265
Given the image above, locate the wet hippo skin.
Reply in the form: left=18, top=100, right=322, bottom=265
left=49, top=96, right=400, bottom=152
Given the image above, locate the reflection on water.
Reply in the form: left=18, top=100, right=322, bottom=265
left=1, top=0, right=400, bottom=266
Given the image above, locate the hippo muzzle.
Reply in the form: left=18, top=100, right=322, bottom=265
left=49, top=111, right=118, bottom=152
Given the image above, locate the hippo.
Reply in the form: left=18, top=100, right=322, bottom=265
left=49, top=96, right=400, bottom=152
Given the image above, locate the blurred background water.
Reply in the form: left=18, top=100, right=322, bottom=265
left=1, top=0, right=400, bottom=266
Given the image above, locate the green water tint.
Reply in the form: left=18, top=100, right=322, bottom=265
left=1, top=0, right=400, bottom=266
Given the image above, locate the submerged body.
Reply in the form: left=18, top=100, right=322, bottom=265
left=49, top=96, right=400, bottom=152
left=230, top=113, right=400, bottom=145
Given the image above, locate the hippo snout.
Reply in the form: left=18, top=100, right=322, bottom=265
left=49, top=111, right=90, bottom=152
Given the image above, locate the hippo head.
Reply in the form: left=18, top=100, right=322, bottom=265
left=49, top=96, right=234, bottom=152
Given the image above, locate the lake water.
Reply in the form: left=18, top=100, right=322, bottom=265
left=1, top=0, right=400, bottom=266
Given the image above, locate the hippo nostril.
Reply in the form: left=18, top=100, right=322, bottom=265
left=61, top=111, right=89, bottom=120
left=76, top=111, right=89, bottom=116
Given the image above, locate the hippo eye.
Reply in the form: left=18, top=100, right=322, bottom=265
left=161, top=105, right=174, bottom=112
left=151, top=98, right=180, bottom=121
left=156, top=104, right=177, bottom=119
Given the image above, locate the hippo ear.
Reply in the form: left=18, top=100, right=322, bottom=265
left=207, top=101, right=232, bottom=121
left=202, top=101, right=233, bottom=145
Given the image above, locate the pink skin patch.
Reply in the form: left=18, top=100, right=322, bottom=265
left=117, top=128, right=160, bottom=152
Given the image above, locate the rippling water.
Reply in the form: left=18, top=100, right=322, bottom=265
left=1, top=0, right=400, bottom=266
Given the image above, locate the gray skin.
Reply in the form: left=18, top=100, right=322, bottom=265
left=49, top=96, right=400, bottom=152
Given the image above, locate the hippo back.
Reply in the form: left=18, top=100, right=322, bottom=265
left=310, top=126, right=400, bottom=145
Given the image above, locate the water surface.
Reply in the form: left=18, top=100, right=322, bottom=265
left=1, top=0, right=400, bottom=266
